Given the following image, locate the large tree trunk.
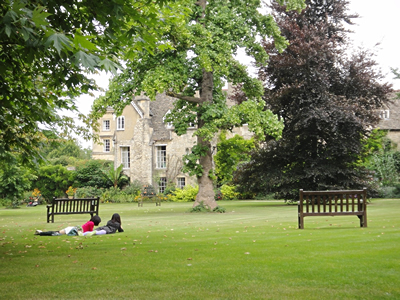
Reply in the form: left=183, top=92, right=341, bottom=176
left=193, top=136, right=217, bottom=209
left=193, top=69, right=218, bottom=210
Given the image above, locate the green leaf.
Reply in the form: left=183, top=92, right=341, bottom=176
left=72, top=50, right=99, bottom=70
left=45, top=33, right=73, bottom=54
left=32, top=6, right=52, bottom=28
left=73, top=31, right=98, bottom=51
left=98, top=58, right=121, bottom=74
left=5, top=25, right=12, bottom=37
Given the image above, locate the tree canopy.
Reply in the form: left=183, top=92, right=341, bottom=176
left=234, top=0, right=392, bottom=200
left=93, top=0, right=305, bottom=209
left=0, top=0, right=188, bottom=164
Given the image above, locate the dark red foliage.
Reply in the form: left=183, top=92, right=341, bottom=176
left=234, top=0, right=392, bottom=200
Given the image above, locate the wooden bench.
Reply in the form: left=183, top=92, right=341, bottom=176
left=138, top=195, right=161, bottom=207
left=47, top=197, right=100, bottom=223
left=298, top=189, right=367, bottom=229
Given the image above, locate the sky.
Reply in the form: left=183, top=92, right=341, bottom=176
left=75, top=0, right=400, bottom=148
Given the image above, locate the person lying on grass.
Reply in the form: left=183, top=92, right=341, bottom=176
left=83, top=213, right=123, bottom=236
left=34, top=215, right=102, bottom=236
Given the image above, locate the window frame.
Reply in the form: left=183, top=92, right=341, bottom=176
left=379, top=109, right=390, bottom=120
left=103, top=119, right=110, bottom=131
left=103, top=139, right=110, bottom=152
left=117, top=116, right=125, bottom=130
left=156, top=145, right=167, bottom=169
left=177, top=177, right=186, bottom=189
left=121, top=146, right=130, bottom=169
left=159, top=177, right=167, bottom=193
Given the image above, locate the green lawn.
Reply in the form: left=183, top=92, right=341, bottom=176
left=1, top=200, right=399, bottom=299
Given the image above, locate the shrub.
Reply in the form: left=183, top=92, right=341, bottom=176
left=75, top=186, right=104, bottom=198
left=189, top=202, right=209, bottom=212
left=213, top=206, right=226, bottom=213
left=0, top=198, right=9, bottom=207
left=214, top=189, right=222, bottom=200
left=170, top=185, right=199, bottom=202
left=237, top=191, right=256, bottom=200
left=34, top=164, right=75, bottom=202
left=101, top=188, right=120, bottom=203
left=112, top=191, right=133, bottom=203
left=163, top=184, right=176, bottom=196
left=74, top=160, right=112, bottom=189
left=220, top=184, right=239, bottom=200
left=123, top=180, right=142, bottom=196
left=377, top=185, right=400, bottom=198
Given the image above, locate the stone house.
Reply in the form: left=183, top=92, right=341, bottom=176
left=92, top=92, right=196, bottom=192
left=92, top=85, right=253, bottom=192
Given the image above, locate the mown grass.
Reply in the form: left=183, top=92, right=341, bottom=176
left=0, top=199, right=399, bottom=299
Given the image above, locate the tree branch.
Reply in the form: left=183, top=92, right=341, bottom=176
left=166, top=91, right=202, bottom=104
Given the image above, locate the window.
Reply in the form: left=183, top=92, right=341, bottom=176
left=117, top=116, right=125, bottom=130
left=177, top=177, right=185, bottom=189
left=159, top=177, right=167, bottom=193
left=156, top=145, right=167, bottom=169
left=121, top=147, right=130, bottom=168
left=103, top=139, right=110, bottom=152
left=163, top=110, right=173, bottom=129
left=103, top=120, right=110, bottom=131
left=379, top=110, right=390, bottom=120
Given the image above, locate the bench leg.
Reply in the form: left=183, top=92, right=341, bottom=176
left=298, top=212, right=304, bottom=229
left=361, top=211, right=367, bottom=228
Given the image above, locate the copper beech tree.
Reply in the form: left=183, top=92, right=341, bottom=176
left=234, top=0, right=392, bottom=200
left=93, top=0, right=306, bottom=210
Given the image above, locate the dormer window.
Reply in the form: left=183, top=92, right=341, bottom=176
left=163, top=110, right=173, bottom=129
left=379, top=110, right=390, bottom=120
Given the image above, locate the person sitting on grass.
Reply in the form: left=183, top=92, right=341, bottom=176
left=35, top=215, right=101, bottom=236
left=83, top=213, right=123, bottom=236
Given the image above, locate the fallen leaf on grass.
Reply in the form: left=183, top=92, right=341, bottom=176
left=92, top=267, right=97, bottom=270
left=244, top=252, right=250, bottom=255
left=121, top=247, right=126, bottom=251
left=187, top=257, right=192, bottom=260
left=72, top=260, right=78, bottom=263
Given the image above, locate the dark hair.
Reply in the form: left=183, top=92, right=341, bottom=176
left=111, top=213, right=121, bottom=225
left=91, top=215, right=101, bottom=226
